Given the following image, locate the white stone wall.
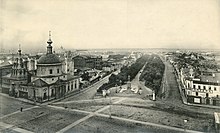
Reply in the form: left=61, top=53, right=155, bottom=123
left=37, top=65, right=62, bottom=77
left=65, top=78, right=79, bottom=93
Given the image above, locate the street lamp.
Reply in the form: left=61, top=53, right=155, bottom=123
left=33, top=82, right=36, bottom=104
left=119, top=80, right=122, bottom=91
left=184, top=119, right=188, bottom=132
left=62, top=82, right=66, bottom=99
left=152, top=89, right=156, bottom=101
left=108, top=89, right=112, bottom=118
left=48, top=85, right=50, bottom=101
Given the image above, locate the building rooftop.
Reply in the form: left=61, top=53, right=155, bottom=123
left=73, top=55, right=102, bottom=59
left=28, top=79, right=48, bottom=87
left=200, top=73, right=220, bottom=83
left=0, top=61, right=12, bottom=67
left=67, top=74, right=80, bottom=81
left=2, top=73, right=27, bottom=80
left=199, top=68, right=217, bottom=73
left=181, top=68, right=190, bottom=75
left=38, top=54, right=61, bottom=64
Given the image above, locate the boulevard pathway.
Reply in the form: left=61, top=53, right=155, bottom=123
left=108, top=62, right=152, bottom=97
left=131, top=62, right=152, bottom=95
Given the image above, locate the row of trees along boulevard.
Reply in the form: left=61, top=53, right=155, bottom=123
left=139, top=54, right=165, bottom=96
left=97, top=55, right=150, bottom=93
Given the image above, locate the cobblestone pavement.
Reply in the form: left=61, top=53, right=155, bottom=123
left=1, top=93, right=208, bottom=133
left=100, top=104, right=214, bottom=132
left=53, top=97, right=121, bottom=112
left=51, top=97, right=204, bottom=133
left=55, top=97, right=126, bottom=133
left=0, top=122, right=33, bottom=133
left=162, top=60, right=182, bottom=104
left=67, top=116, right=191, bottom=133
left=0, top=94, right=34, bottom=117
left=1, top=106, right=86, bottom=133
left=61, top=74, right=111, bottom=101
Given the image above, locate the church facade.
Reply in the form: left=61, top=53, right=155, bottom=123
left=1, top=47, right=29, bottom=97
left=2, top=32, right=80, bottom=103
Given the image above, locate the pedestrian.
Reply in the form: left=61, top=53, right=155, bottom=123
left=20, top=107, right=23, bottom=112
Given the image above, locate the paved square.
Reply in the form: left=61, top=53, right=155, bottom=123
left=1, top=106, right=87, bottom=133
left=0, top=95, right=34, bottom=117
left=66, top=116, right=186, bottom=133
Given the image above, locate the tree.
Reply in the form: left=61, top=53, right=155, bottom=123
left=81, top=72, right=91, bottom=81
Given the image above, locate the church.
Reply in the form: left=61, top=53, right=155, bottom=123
left=2, top=32, right=80, bottom=103
left=1, top=45, right=29, bottom=96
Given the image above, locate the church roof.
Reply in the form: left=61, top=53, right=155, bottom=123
left=37, top=31, right=61, bottom=65
left=52, top=79, right=65, bottom=85
left=0, top=61, right=12, bottom=67
left=28, top=79, right=48, bottom=87
left=38, top=54, right=61, bottom=64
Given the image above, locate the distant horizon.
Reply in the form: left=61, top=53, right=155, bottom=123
left=1, top=0, right=220, bottom=51
left=1, top=46, right=220, bottom=55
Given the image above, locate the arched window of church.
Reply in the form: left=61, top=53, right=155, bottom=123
left=75, top=81, right=77, bottom=88
left=71, top=84, right=73, bottom=90
left=49, top=69, right=53, bottom=74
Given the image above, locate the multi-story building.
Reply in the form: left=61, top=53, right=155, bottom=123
left=73, top=55, right=102, bottom=70
left=181, top=67, right=220, bottom=105
left=0, top=61, right=13, bottom=91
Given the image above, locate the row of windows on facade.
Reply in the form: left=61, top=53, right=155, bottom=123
left=192, top=84, right=218, bottom=91
left=49, top=69, right=60, bottom=74
left=47, top=69, right=70, bottom=74
left=194, top=91, right=219, bottom=98
left=20, top=83, right=77, bottom=93
left=21, top=87, right=28, bottom=92
left=12, top=69, right=26, bottom=75
left=45, top=84, right=77, bottom=95
left=67, top=83, right=77, bottom=91
left=43, top=84, right=78, bottom=93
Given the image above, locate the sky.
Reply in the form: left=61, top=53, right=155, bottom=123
left=1, top=0, right=220, bottom=52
